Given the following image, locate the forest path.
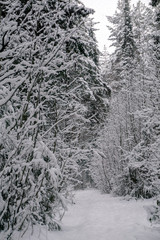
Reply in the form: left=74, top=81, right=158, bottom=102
left=52, top=189, right=160, bottom=240
left=25, top=189, right=160, bottom=240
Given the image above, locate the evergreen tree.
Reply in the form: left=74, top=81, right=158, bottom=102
left=92, top=0, right=160, bottom=198
left=122, top=0, right=160, bottom=199
left=91, top=0, right=136, bottom=194
left=112, top=0, right=160, bottom=198
left=0, top=0, right=109, bottom=238
left=141, top=0, right=160, bottom=221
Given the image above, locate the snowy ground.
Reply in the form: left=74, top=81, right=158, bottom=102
left=13, top=190, right=160, bottom=240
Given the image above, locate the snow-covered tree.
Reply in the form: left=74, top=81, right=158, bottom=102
left=92, top=0, right=160, bottom=198
left=141, top=0, right=160, bottom=221
left=0, top=0, right=110, bottom=238
left=92, top=0, right=137, bottom=194
left=123, top=0, right=160, bottom=198
left=0, top=0, right=72, bottom=237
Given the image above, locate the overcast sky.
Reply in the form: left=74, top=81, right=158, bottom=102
left=81, top=0, right=150, bottom=52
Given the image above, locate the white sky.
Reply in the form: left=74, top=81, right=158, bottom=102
left=81, top=0, right=150, bottom=52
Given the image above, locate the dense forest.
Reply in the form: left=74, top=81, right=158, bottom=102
left=0, top=0, right=159, bottom=239
left=93, top=0, right=160, bottom=217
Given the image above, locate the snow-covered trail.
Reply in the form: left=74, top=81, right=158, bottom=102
left=25, top=190, right=160, bottom=240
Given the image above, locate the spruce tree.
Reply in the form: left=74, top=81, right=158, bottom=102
left=92, top=0, right=158, bottom=198
left=91, top=0, right=137, bottom=195
left=115, top=0, right=160, bottom=198
left=0, top=0, right=110, bottom=238
left=122, top=0, right=160, bottom=199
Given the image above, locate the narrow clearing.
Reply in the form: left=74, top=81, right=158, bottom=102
left=26, top=190, right=160, bottom=240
